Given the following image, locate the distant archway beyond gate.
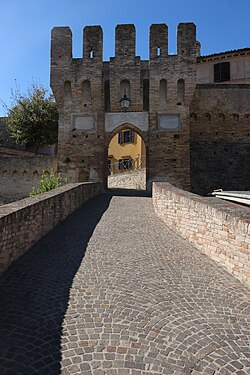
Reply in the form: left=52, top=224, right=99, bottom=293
left=105, top=124, right=147, bottom=190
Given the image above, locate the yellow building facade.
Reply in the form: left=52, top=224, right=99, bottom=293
left=108, top=129, right=146, bottom=175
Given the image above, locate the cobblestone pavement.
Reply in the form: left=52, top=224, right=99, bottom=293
left=0, top=191, right=250, bottom=375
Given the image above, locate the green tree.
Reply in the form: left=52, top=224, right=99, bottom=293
left=5, top=83, right=58, bottom=154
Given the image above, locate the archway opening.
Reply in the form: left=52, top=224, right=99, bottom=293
left=107, top=127, right=147, bottom=191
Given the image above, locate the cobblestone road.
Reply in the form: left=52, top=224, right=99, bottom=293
left=0, top=192, right=250, bottom=375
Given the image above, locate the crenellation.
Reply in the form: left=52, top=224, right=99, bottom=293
left=115, top=24, right=136, bottom=62
left=83, top=26, right=103, bottom=62
left=150, top=24, right=168, bottom=59
left=51, top=27, right=72, bottom=65
left=177, top=23, right=196, bottom=58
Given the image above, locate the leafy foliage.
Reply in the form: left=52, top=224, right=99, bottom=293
left=30, top=169, right=67, bottom=196
left=5, top=83, right=58, bottom=153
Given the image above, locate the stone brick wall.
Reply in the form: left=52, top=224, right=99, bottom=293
left=148, top=23, right=197, bottom=190
left=0, top=182, right=102, bottom=273
left=0, top=156, right=57, bottom=204
left=190, top=84, right=250, bottom=195
left=51, top=26, right=105, bottom=186
left=190, top=139, right=250, bottom=195
left=153, top=182, right=250, bottom=288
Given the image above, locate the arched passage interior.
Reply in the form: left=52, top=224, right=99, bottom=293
left=106, top=125, right=147, bottom=190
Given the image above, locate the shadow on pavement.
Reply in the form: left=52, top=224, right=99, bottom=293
left=0, top=193, right=112, bottom=375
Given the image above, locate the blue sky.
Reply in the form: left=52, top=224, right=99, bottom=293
left=0, top=0, right=249, bottom=116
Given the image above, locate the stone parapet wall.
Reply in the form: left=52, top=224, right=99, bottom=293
left=0, top=147, right=33, bottom=156
left=0, top=182, right=102, bottom=273
left=153, top=182, right=250, bottom=287
left=0, top=155, right=57, bottom=204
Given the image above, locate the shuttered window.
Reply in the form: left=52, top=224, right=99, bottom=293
left=118, top=132, right=122, bottom=144
left=214, top=62, right=230, bottom=82
left=118, top=130, right=134, bottom=144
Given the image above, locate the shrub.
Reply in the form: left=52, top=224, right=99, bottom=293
left=30, top=169, right=67, bottom=196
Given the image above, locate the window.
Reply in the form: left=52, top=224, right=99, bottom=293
left=118, top=130, right=134, bottom=144
left=124, top=130, right=133, bottom=143
left=214, top=62, right=230, bottom=82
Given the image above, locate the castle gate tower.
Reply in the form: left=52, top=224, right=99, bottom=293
left=50, top=23, right=197, bottom=189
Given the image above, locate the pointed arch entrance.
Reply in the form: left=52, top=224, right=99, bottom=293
left=104, top=123, right=148, bottom=190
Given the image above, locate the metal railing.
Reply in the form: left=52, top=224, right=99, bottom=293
left=108, top=155, right=146, bottom=176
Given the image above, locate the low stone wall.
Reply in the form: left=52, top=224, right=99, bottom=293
left=0, top=155, right=57, bottom=204
left=153, top=182, right=250, bottom=287
left=0, top=182, right=102, bottom=273
left=0, top=146, right=32, bottom=156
